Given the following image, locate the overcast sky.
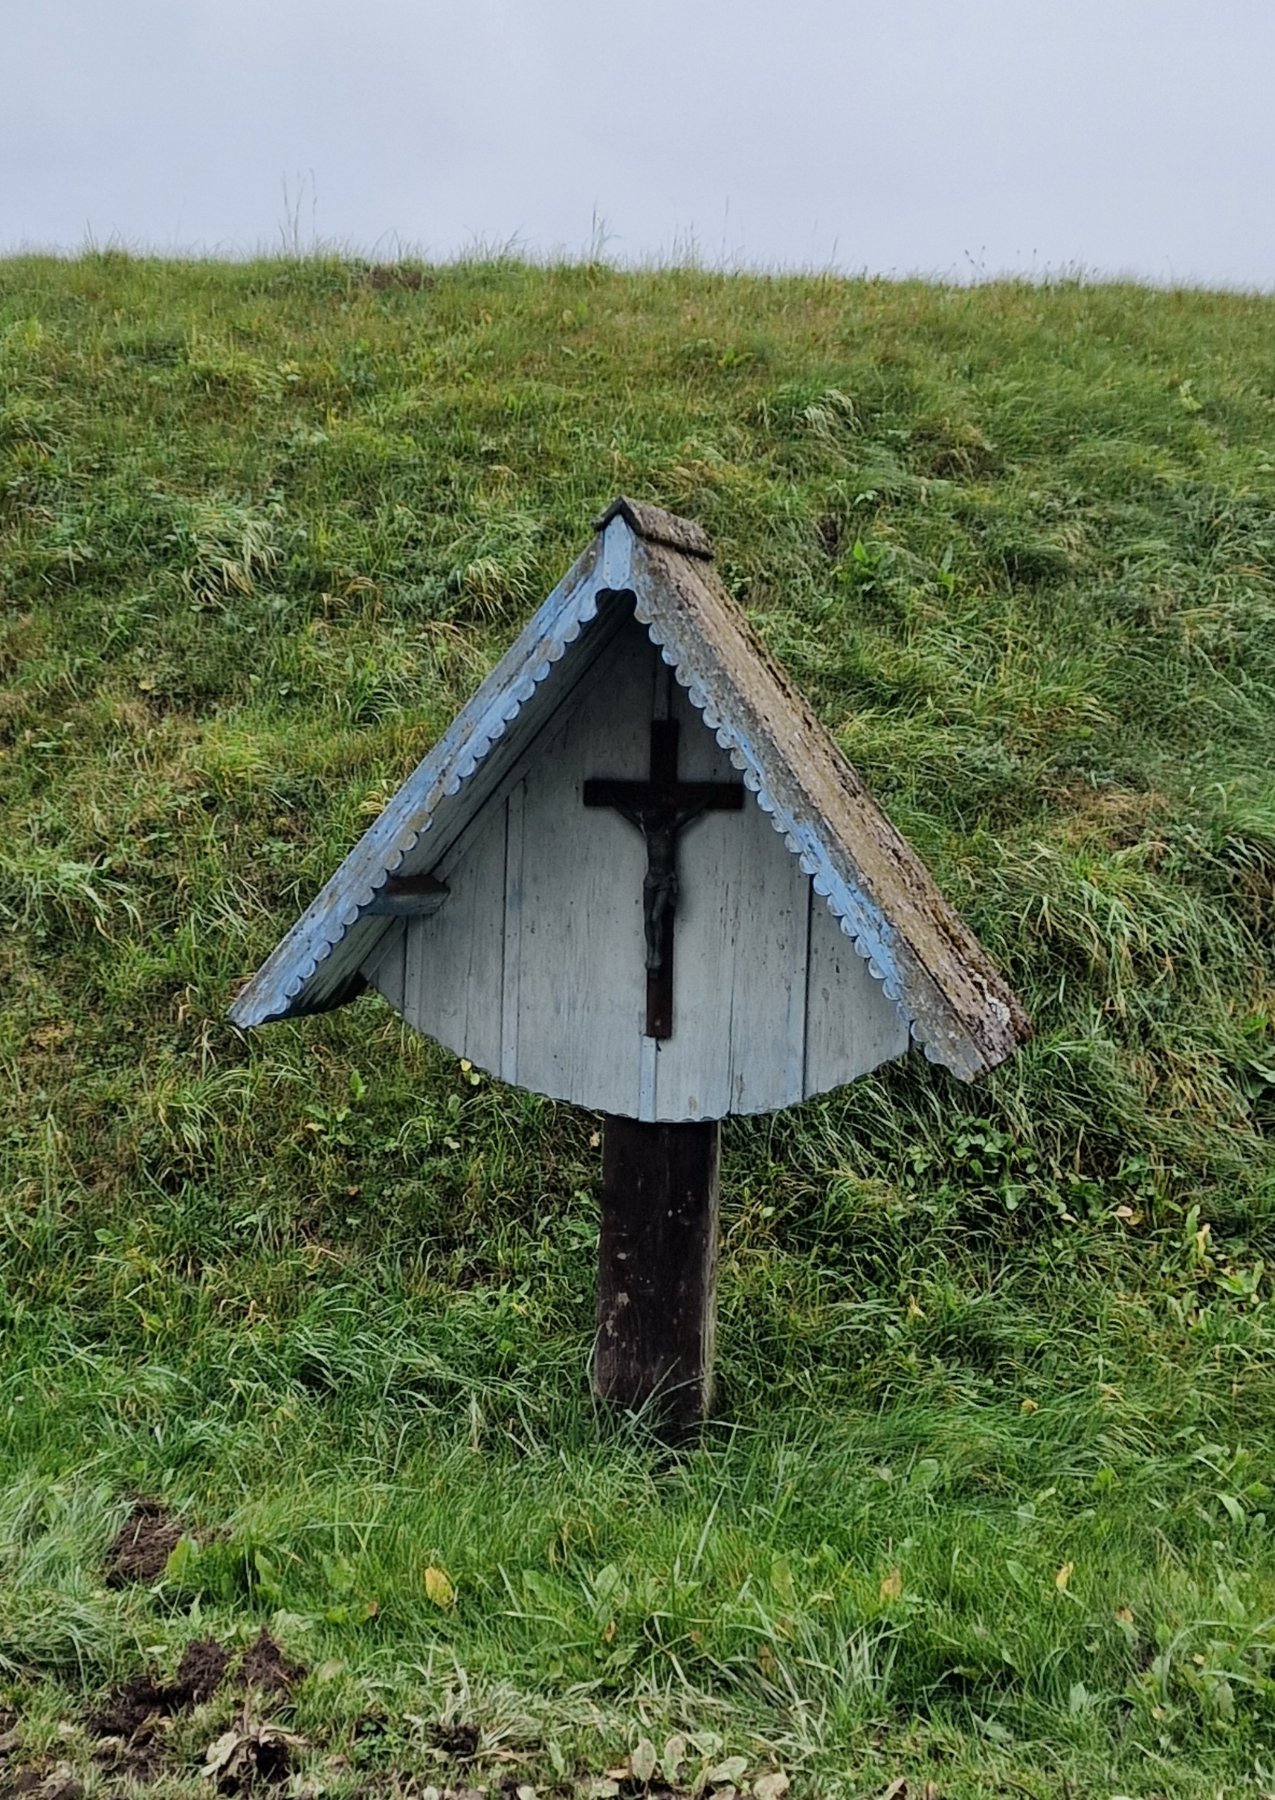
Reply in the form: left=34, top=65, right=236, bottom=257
left=4, top=0, right=1273, bottom=286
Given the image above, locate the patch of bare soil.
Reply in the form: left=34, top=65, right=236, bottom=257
left=428, top=1722, right=479, bottom=1759
left=85, top=1634, right=303, bottom=1792
left=176, top=1638, right=233, bottom=1705
left=238, top=1630, right=306, bottom=1697
left=102, top=1501, right=184, bottom=1588
left=88, top=1632, right=304, bottom=1753
left=7, top=1634, right=316, bottom=1799
left=2, top=1766, right=85, bottom=1800
left=89, top=1673, right=179, bottom=1743
left=88, top=1636, right=230, bottom=1745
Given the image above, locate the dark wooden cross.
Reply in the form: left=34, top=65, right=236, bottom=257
left=584, top=718, right=743, bottom=1039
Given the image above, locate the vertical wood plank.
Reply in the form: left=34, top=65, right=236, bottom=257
left=595, top=1115, right=720, bottom=1426
left=405, top=897, right=428, bottom=1045
left=361, top=919, right=405, bottom=1011
left=638, top=659, right=668, bottom=1124
left=803, top=899, right=911, bottom=1098
left=722, top=795, right=811, bottom=1114
left=650, top=677, right=809, bottom=1119
left=638, top=1036, right=658, bottom=1124
left=510, top=625, right=655, bottom=1116
left=645, top=677, right=742, bottom=1120
left=500, top=784, right=525, bottom=1086
left=397, top=800, right=507, bottom=1076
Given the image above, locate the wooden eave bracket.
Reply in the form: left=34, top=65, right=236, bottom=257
left=363, top=872, right=450, bottom=917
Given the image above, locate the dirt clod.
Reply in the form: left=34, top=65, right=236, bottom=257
left=38, top=1763, right=84, bottom=1800
left=429, top=1722, right=479, bottom=1759
left=2, top=1763, right=85, bottom=1800
left=103, top=1500, right=184, bottom=1587
left=174, top=1637, right=232, bottom=1704
left=88, top=1637, right=228, bottom=1741
left=239, top=1630, right=307, bottom=1698
left=89, top=1674, right=174, bottom=1742
left=90, top=1736, right=164, bottom=1786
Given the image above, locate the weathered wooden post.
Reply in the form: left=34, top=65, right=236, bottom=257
left=596, top=1117, right=720, bottom=1422
left=231, top=499, right=1028, bottom=1425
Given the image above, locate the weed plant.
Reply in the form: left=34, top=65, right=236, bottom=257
left=0, top=254, right=1273, bottom=1796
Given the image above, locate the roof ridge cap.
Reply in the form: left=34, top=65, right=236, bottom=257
left=593, top=495, right=714, bottom=559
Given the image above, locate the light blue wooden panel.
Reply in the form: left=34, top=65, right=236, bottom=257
left=646, top=669, right=810, bottom=1118
left=364, top=613, right=913, bottom=1117
left=803, top=896, right=911, bottom=1099
left=235, top=504, right=1026, bottom=1083
left=361, top=919, right=405, bottom=1012
left=508, top=626, right=654, bottom=1110
left=398, top=797, right=508, bottom=1078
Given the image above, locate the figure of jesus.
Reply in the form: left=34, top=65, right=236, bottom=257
left=616, top=801, right=710, bottom=974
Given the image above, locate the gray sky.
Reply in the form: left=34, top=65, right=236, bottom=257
left=5, top=0, right=1273, bottom=285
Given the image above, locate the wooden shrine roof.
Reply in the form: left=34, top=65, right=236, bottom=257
left=230, top=499, right=1029, bottom=1080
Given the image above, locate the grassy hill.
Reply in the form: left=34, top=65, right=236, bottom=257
left=1, top=254, right=1272, bottom=1798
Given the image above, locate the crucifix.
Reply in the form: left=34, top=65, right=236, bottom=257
left=584, top=717, right=743, bottom=1038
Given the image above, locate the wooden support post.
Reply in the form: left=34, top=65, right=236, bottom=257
left=594, top=1116, right=720, bottom=1426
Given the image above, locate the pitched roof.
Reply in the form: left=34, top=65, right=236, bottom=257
left=230, top=498, right=1029, bottom=1080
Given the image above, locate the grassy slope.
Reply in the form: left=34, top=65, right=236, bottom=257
left=0, top=255, right=1273, bottom=1798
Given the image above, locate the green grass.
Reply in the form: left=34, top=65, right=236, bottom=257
left=1, top=252, right=1273, bottom=1798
